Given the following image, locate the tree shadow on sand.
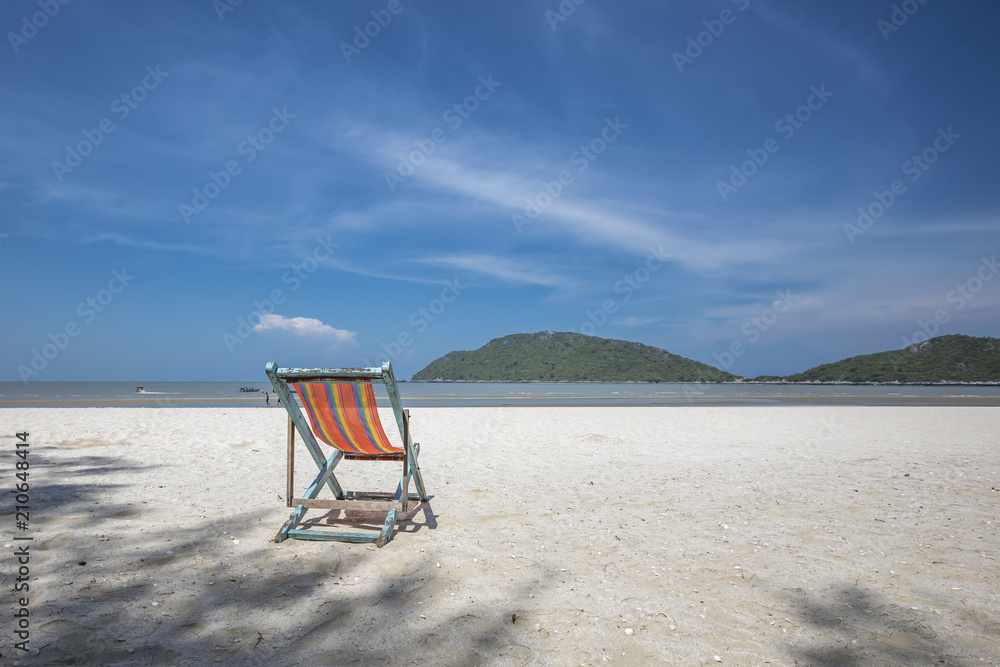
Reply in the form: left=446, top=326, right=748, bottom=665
left=786, top=584, right=994, bottom=666
left=2, top=455, right=548, bottom=666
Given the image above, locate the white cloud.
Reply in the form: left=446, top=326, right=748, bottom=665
left=253, top=314, right=358, bottom=345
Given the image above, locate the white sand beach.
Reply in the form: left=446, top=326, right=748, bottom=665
left=2, top=406, right=999, bottom=665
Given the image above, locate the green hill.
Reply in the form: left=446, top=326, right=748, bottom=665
left=411, top=331, right=740, bottom=382
left=754, top=334, right=1000, bottom=383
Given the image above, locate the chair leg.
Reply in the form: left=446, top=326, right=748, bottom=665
left=410, top=444, right=428, bottom=501
left=377, top=508, right=397, bottom=547
left=400, top=457, right=410, bottom=513
left=275, top=505, right=306, bottom=542
left=402, top=409, right=427, bottom=502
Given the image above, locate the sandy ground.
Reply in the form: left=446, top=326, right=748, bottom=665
left=1, top=406, right=998, bottom=666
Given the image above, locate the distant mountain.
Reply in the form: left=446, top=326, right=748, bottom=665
left=411, top=331, right=740, bottom=382
left=754, top=334, right=1000, bottom=383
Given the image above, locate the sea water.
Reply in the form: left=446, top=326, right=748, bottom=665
left=1, top=381, right=999, bottom=407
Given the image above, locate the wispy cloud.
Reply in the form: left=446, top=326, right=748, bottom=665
left=343, top=126, right=812, bottom=273
left=619, top=316, right=661, bottom=327
left=418, top=253, right=568, bottom=288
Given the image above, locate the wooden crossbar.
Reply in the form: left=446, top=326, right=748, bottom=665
left=276, top=366, right=384, bottom=380
left=286, top=529, right=381, bottom=544
left=290, top=495, right=422, bottom=512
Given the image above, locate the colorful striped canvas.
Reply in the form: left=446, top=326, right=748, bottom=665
left=291, top=381, right=403, bottom=458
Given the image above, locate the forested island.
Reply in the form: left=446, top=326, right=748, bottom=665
left=411, top=331, right=738, bottom=382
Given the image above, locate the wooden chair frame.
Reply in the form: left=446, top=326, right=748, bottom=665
left=265, top=361, right=428, bottom=546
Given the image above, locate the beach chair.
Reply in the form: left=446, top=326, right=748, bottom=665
left=265, top=361, right=427, bottom=546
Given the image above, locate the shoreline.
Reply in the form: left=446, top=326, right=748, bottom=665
left=3, top=394, right=1000, bottom=408
left=410, top=379, right=1000, bottom=385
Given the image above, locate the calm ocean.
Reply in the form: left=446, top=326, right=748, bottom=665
left=1, top=381, right=999, bottom=407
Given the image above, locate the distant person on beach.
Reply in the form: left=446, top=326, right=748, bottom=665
left=277, top=395, right=281, bottom=407
left=265, top=392, right=270, bottom=406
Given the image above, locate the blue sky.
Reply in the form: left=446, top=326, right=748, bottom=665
left=3, top=0, right=999, bottom=382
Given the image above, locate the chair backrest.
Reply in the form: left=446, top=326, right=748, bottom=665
left=292, top=380, right=401, bottom=456
left=265, top=361, right=411, bottom=455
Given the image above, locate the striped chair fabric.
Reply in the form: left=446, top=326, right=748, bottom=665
left=291, top=380, right=404, bottom=460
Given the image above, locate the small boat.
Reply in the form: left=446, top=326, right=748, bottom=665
left=239, top=387, right=260, bottom=392
left=135, top=386, right=144, bottom=392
